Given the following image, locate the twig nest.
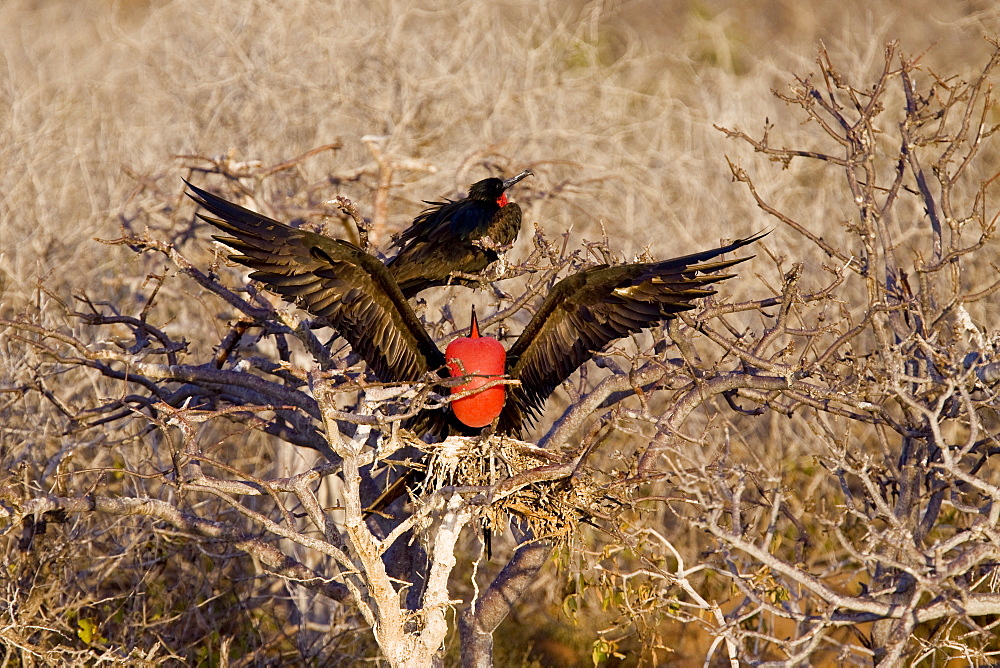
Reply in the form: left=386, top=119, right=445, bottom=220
left=408, top=433, right=629, bottom=543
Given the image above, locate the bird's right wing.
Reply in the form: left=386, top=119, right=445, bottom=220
left=186, top=181, right=446, bottom=381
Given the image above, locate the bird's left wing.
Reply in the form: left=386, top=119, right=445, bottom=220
left=499, top=232, right=767, bottom=435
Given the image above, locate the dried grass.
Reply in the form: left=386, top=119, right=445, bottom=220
left=3, top=0, right=1000, bottom=664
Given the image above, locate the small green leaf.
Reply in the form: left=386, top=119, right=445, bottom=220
left=77, top=618, right=97, bottom=644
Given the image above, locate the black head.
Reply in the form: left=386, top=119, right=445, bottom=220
left=467, top=178, right=506, bottom=202
left=466, top=170, right=532, bottom=203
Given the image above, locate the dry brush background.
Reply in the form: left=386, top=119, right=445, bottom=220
left=4, top=0, right=1000, bottom=665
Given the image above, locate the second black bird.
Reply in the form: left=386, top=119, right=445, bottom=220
left=387, top=170, right=532, bottom=298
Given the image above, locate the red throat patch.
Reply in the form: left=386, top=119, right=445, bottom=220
left=446, top=310, right=507, bottom=428
left=496, top=193, right=509, bottom=207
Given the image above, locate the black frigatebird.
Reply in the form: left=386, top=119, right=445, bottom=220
left=187, top=180, right=764, bottom=435
left=387, top=171, right=532, bottom=298
left=186, top=181, right=766, bottom=516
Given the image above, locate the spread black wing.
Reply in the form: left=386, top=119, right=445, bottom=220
left=186, top=181, right=446, bottom=382
left=498, top=232, right=768, bottom=435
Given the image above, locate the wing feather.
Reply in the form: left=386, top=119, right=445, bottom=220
left=499, top=232, right=767, bottom=435
left=186, top=181, right=446, bottom=383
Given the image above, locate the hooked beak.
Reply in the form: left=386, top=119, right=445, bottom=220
left=502, top=170, right=533, bottom=191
